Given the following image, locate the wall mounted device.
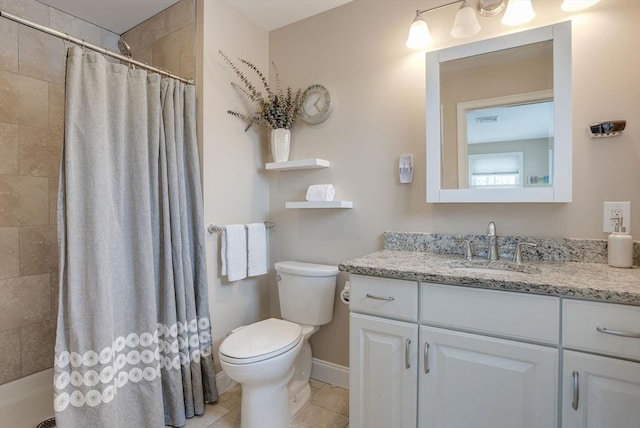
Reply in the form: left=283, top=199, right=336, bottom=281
left=603, top=201, right=630, bottom=233
left=399, top=155, right=414, bottom=183
left=590, top=120, right=626, bottom=138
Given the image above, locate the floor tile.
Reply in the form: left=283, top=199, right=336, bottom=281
left=312, top=384, right=349, bottom=416
left=290, top=403, right=348, bottom=428
left=208, top=406, right=240, bottom=428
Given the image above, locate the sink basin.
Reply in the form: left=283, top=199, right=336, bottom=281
left=447, top=260, right=541, bottom=275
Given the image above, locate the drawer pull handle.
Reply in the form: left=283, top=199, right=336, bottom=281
left=424, top=342, right=430, bottom=374
left=596, top=326, right=640, bottom=338
left=572, top=371, right=579, bottom=410
left=365, top=293, right=395, bottom=301
left=405, top=339, right=411, bottom=369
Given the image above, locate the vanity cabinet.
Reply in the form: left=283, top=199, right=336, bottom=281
left=419, top=327, right=558, bottom=428
left=348, top=275, right=639, bottom=428
left=349, top=275, right=419, bottom=428
left=561, top=300, right=640, bottom=428
left=349, top=313, right=418, bottom=428
left=419, top=284, right=559, bottom=428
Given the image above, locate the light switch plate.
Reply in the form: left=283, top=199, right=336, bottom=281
left=603, top=201, right=631, bottom=233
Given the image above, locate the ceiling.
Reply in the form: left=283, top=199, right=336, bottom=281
left=37, top=0, right=353, bottom=35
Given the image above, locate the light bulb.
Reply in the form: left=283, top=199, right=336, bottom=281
left=501, top=0, right=535, bottom=26
left=451, top=1, right=481, bottom=38
left=406, top=15, right=432, bottom=49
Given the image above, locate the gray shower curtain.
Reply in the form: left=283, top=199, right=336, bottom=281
left=53, top=47, right=217, bottom=428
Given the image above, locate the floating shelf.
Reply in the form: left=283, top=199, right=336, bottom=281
left=266, top=158, right=330, bottom=171
left=285, top=201, right=353, bottom=209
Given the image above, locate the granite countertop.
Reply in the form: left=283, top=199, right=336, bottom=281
left=339, top=250, right=640, bottom=306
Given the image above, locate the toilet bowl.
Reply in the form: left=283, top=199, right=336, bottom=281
left=218, top=261, right=338, bottom=428
left=219, top=318, right=303, bottom=428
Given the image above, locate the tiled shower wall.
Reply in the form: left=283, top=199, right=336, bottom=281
left=0, top=0, right=120, bottom=385
left=0, top=0, right=195, bottom=385
left=121, top=0, right=196, bottom=83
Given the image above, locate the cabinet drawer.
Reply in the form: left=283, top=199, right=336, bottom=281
left=421, top=283, right=560, bottom=344
left=349, top=275, right=418, bottom=321
left=563, top=299, right=640, bottom=361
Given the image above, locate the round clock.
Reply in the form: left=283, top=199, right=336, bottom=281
left=300, top=84, right=332, bottom=125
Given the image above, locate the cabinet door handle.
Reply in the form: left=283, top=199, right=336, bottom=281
left=424, top=342, right=430, bottom=374
left=596, top=326, right=640, bottom=338
left=572, top=371, right=579, bottom=411
left=365, top=293, right=395, bottom=301
left=405, top=339, right=411, bottom=369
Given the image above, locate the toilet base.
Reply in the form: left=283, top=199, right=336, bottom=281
left=288, top=379, right=311, bottom=417
left=240, top=373, right=291, bottom=428
left=287, top=326, right=318, bottom=417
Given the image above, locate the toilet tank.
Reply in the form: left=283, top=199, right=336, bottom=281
left=275, top=261, right=338, bottom=326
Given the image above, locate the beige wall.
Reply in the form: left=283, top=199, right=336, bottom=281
left=197, top=0, right=271, bottom=369
left=269, top=0, right=640, bottom=366
left=0, top=0, right=120, bottom=385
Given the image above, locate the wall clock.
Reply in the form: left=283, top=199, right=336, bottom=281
left=300, top=84, right=332, bottom=125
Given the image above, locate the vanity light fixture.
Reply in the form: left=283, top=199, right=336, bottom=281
left=406, top=11, right=433, bottom=49
left=406, top=0, right=600, bottom=49
left=501, top=0, right=535, bottom=26
left=406, top=0, right=494, bottom=48
left=451, top=0, right=482, bottom=38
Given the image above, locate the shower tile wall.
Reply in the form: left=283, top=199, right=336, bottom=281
left=0, top=0, right=119, bottom=385
left=0, top=0, right=195, bottom=385
left=121, top=0, right=196, bottom=81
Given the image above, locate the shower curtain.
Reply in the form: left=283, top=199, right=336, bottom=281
left=53, top=47, right=218, bottom=428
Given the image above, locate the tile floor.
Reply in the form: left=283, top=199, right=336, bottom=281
left=184, top=379, right=349, bottom=428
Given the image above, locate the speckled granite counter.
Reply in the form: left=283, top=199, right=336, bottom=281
left=339, top=246, right=640, bottom=307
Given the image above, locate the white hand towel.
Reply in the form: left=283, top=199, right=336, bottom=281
left=247, top=223, right=268, bottom=277
left=305, top=184, right=335, bottom=201
left=221, top=224, right=247, bottom=282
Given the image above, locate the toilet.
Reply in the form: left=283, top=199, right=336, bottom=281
left=218, top=261, right=339, bottom=428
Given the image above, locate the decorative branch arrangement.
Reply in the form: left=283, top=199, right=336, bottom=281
left=219, top=51, right=303, bottom=130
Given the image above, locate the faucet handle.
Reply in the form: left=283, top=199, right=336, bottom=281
left=513, top=242, right=537, bottom=264
left=487, top=221, right=496, bottom=236
left=454, top=238, right=473, bottom=261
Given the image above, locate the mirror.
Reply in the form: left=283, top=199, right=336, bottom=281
left=426, top=22, right=572, bottom=203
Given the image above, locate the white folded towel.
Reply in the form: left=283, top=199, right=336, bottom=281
left=246, top=223, right=268, bottom=277
left=306, top=184, right=335, bottom=202
left=221, top=224, right=247, bottom=282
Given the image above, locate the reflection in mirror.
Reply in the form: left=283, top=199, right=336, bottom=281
left=459, top=92, right=554, bottom=189
left=440, top=41, right=553, bottom=189
left=426, top=22, right=572, bottom=203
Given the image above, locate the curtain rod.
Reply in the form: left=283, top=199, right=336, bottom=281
left=0, top=9, right=195, bottom=85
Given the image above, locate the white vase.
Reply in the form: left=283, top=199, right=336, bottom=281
left=270, top=128, right=291, bottom=163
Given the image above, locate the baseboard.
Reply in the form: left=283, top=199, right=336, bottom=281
left=310, top=358, right=349, bottom=390
left=215, top=370, right=237, bottom=395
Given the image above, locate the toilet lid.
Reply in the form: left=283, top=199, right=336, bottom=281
left=219, top=318, right=302, bottom=364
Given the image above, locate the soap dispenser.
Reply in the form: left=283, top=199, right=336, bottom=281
left=608, top=217, right=633, bottom=268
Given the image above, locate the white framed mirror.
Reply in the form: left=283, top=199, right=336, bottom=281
left=426, top=21, right=572, bottom=203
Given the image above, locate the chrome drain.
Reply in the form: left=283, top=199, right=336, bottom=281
left=35, top=417, right=56, bottom=428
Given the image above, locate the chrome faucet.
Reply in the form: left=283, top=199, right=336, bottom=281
left=487, top=221, right=498, bottom=261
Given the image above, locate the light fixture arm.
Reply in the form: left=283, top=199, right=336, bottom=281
left=414, top=0, right=467, bottom=19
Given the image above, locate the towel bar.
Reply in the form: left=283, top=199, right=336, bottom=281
left=207, top=222, right=275, bottom=234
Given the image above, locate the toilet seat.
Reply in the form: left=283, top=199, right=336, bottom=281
left=219, top=318, right=302, bottom=365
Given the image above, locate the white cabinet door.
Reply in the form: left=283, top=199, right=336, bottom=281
left=419, top=326, right=558, bottom=428
left=563, top=350, right=640, bottom=428
left=349, top=313, right=418, bottom=428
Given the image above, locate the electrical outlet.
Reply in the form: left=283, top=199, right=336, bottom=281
left=603, top=201, right=631, bottom=233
